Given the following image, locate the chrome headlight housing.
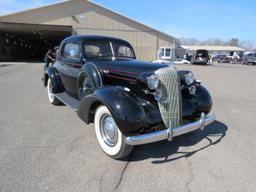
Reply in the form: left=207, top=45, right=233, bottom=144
left=154, top=87, right=163, bottom=101
left=147, top=75, right=160, bottom=90
left=185, top=72, right=195, bottom=86
left=189, top=85, right=196, bottom=95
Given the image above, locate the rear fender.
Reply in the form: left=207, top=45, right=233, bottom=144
left=43, top=66, right=64, bottom=94
left=77, top=86, right=146, bottom=135
left=78, top=63, right=102, bottom=88
left=77, top=63, right=103, bottom=98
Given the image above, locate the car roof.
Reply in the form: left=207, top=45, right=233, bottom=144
left=62, top=35, right=131, bottom=45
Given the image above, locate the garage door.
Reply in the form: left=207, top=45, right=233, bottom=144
left=0, top=22, right=72, bottom=62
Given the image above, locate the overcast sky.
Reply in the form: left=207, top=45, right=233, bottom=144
left=0, top=0, right=255, bottom=44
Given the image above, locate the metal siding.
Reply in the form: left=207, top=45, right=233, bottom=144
left=76, top=29, right=160, bottom=61
left=1, top=0, right=176, bottom=61
left=50, top=11, right=175, bottom=61
left=0, top=0, right=89, bottom=24
left=44, top=17, right=72, bottom=26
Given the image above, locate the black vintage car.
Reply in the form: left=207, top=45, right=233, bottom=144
left=43, top=35, right=216, bottom=159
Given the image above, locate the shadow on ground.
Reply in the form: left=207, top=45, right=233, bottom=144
left=0, top=64, right=12, bottom=68
left=207, top=63, right=244, bottom=68
left=127, top=121, right=228, bottom=164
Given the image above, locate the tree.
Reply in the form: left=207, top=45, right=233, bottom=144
left=229, top=38, right=239, bottom=46
left=179, top=37, right=255, bottom=50
left=179, top=37, right=200, bottom=45
left=207, top=38, right=223, bottom=46
left=239, top=40, right=254, bottom=51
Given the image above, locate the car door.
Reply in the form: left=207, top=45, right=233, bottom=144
left=58, top=42, right=82, bottom=99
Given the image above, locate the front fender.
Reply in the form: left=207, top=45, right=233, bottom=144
left=77, top=86, right=146, bottom=135
left=182, top=85, right=213, bottom=119
left=43, top=66, right=64, bottom=94
left=195, top=85, right=213, bottom=113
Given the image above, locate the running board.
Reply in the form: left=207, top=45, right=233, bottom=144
left=55, top=93, right=79, bottom=111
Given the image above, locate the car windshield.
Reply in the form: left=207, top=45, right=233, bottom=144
left=84, top=42, right=113, bottom=58
left=84, top=41, right=135, bottom=59
left=112, top=43, right=135, bottom=58
left=196, top=50, right=208, bottom=57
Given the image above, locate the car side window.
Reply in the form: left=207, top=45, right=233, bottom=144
left=62, top=43, right=81, bottom=61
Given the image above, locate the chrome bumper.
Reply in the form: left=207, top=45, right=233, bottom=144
left=125, top=113, right=216, bottom=146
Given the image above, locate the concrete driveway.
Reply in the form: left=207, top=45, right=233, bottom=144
left=0, top=63, right=255, bottom=192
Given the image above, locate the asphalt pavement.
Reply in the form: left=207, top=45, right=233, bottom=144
left=0, top=63, right=255, bottom=192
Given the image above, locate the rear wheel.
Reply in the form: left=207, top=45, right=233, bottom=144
left=94, top=106, right=133, bottom=159
left=47, top=79, right=61, bottom=105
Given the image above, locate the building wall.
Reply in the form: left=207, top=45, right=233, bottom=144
left=0, top=0, right=88, bottom=24
left=0, top=0, right=176, bottom=61
left=44, top=11, right=174, bottom=61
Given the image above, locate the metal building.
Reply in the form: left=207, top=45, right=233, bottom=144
left=0, top=0, right=177, bottom=61
left=181, top=45, right=245, bottom=54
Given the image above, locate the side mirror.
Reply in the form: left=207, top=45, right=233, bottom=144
left=81, top=56, right=86, bottom=64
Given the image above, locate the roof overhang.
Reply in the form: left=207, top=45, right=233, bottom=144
left=181, top=45, right=246, bottom=52
left=0, top=0, right=176, bottom=44
left=0, top=22, right=72, bottom=42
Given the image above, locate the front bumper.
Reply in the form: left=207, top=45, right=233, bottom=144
left=125, top=113, right=216, bottom=146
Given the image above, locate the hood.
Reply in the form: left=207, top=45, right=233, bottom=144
left=93, top=59, right=169, bottom=75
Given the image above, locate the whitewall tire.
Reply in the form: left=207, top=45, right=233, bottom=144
left=47, top=79, right=61, bottom=105
left=94, top=106, right=133, bottom=159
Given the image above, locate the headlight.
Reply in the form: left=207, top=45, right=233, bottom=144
left=147, top=75, right=159, bottom=90
left=185, top=72, right=195, bottom=86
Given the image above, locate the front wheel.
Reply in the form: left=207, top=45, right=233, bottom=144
left=94, top=106, right=133, bottom=159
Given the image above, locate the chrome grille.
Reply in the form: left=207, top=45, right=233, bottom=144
left=155, top=67, right=182, bottom=128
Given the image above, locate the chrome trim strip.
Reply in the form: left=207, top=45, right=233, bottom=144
left=125, top=113, right=216, bottom=146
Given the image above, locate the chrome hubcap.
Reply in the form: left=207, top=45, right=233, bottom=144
left=100, top=115, right=118, bottom=147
